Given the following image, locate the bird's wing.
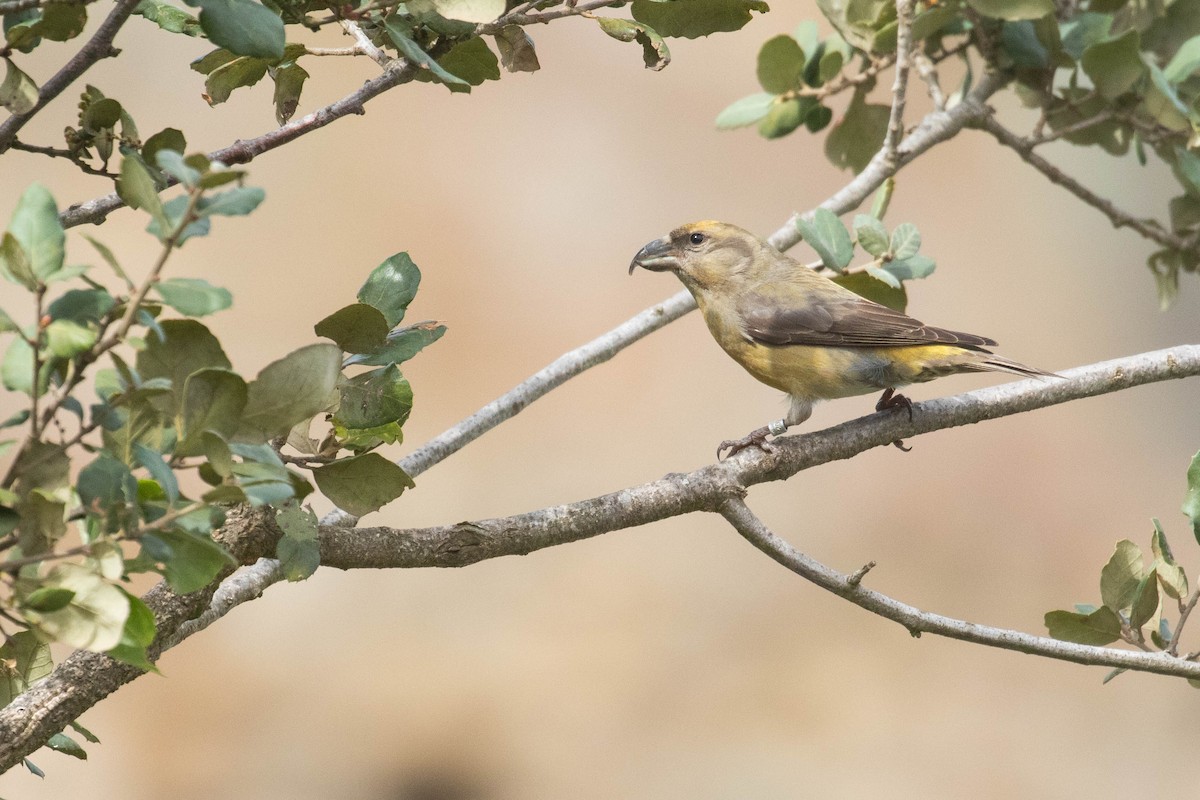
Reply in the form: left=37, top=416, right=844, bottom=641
left=738, top=288, right=997, bottom=349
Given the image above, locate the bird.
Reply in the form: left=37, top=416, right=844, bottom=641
left=629, top=220, right=1053, bottom=459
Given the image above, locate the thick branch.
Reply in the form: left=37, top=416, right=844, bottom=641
left=977, top=114, right=1191, bottom=252
left=319, top=346, right=1200, bottom=569
left=0, top=0, right=141, bottom=153
left=0, top=506, right=281, bottom=773
left=717, top=497, right=1200, bottom=680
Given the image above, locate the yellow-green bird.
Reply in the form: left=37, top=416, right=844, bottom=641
left=629, top=220, right=1052, bottom=458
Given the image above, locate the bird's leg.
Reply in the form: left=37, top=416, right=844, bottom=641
left=875, top=387, right=914, bottom=452
left=717, top=418, right=788, bottom=461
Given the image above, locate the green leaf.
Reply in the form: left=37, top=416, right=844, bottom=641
left=757, top=34, right=806, bottom=94
left=1128, top=570, right=1159, bottom=630
left=1081, top=29, right=1146, bottom=99
left=134, top=0, right=203, bottom=36
left=357, top=252, right=422, bottom=328
left=153, top=278, right=233, bottom=316
left=824, top=90, right=889, bottom=173
left=1164, top=34, right=1200, bottom=83
left=438, top=36, right=502, bottom=87
left=1183, top=450, right=1200, bottom=545
left=46, top=733, right=87, bottom=760
left=177, top=368, right=247, bottom=456
left=0, top=58, right=38, bottom=115
left=200, top=52, right=268, bottom=104
left=48, top=289, right=115, bottom=324
left=193, top=0, right=284, bottom=59
left=432, top=0, right=504, bottom=22
left=853, top=214, right=889, bottom=257
left=1001, top=20, right=1049, bottom=69
left=865, top=264, right=900, bottom=289
left=17, top=490, right=66, bottom=556
left=38, top=2, right=87, bottom=41
left=758, top=96, right=814, bottom=139
left=155, top=149, right=200, bottom=187
left=197, top=186, right=264, bottom=217
left=45, top=319, right=97, bottom=358
left=889, top=222, right=921, bottom=260
left=630, top=0, right=768, bottom=39
left=1152, top=520, right=1188, bottom=600
left=106, top=591, right=158, bottom=672
left=804, top=104, right=832, bottom=133
left=795, top=207, right=854, bottom=272
left=817, top=34, right=850, bottom=84
left=384, top=16, right=469, bottom=88
left=80, top=97, right=121, bottom=133
left=78, top=453, right=139, bottom=512
left=314, top=303, right=390, bottom=354
left=1100, top=539, right=1144, bottom=611
left=883, top=254, right=936, bottom=282
left=1060, top=12, right=1112, bottom=62
left=0, top=232, right=35, bottom=289
left=137, top=319, right=232, bottom=415
left=334, top=365, right=413, bottom=431
left=966, top=0, right=1053, bottom=21
left=238, top=343, right=342, bottom=441
left=270, top=62, right=307, bottom=124
left=22, top=586, right=76, bottom=613
left=140, top=528, right=234, bottom=593
left=230, top=459, right=305, bottom=505
left=25, top=563, right=130, bottom=651
left=343, top=322, right=447, bottom=367
left=1044, top=607, right=1122, bottom=645
left=596, top=17, right=670, bottom=71
left=2, top=337, right=35, bottom=394
left=0, top=631, right=52, bottom=705
left=133, top=443, right=179, bottom=503
left=275, top=502, right=319, bottom=581
left=715, top=92, right=776, bottom=130
left=8, top=183, right=64, bottom=283
left=493, top=25, right=540, bottom=73
left=312, top=453, right=414, bottom=517
left=117, top=154, right=168, bottom=231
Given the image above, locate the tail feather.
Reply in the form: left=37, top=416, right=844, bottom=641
left=970, top=353, right=1059, bottom=380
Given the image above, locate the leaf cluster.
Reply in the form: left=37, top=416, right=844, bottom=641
left=1044, top=451, right=1200, bottom=685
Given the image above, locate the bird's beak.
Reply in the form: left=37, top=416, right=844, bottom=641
left=628, top=236, right=680, bottom=275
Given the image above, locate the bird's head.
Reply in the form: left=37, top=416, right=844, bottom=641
left=629, top=221, right=763, bottom=292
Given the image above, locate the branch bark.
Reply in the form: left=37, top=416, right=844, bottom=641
left=717, top=497, right=1200, bottom=680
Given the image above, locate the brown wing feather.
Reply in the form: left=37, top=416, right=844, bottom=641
left=739, top=291, right=997, bottom=350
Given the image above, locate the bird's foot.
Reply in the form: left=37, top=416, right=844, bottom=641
left=876, top=388, right=914, bottom=452
left=717, top=425, right=777, bottom=461
left=875, top=387, right=913, bottom=420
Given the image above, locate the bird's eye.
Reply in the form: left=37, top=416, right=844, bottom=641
left=689, top=232, right=706, bottom=245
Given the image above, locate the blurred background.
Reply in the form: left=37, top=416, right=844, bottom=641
left=1, top=4, right=1198, bottom=799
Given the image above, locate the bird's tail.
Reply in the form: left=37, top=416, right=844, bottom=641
left=970, top=353, right=1060, bottom=380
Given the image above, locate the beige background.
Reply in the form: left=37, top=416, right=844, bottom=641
left=1, top=5, right=1198, bottom=799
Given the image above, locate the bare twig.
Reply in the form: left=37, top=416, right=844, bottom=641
left=717, top=497, right=1200, bottom=680
left=59, top=59, right=421, bottom=229
left=883, top=0, right=915, bottom=165
left=1169, top=588, right=1200, bottom=656
left=0, top=0, right=141, bottom=153
left=912, top=52, right=946, bottom=111
left=338, top=19, right=389, bottom=67
left=977, top=114, right=1192, bottom=252
left=9, top=140, right=118, bottom=178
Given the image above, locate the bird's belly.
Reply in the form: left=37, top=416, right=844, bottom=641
left=735, top=344, right=891, bottom=399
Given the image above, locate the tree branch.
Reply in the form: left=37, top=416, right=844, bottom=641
left=716, top=496, right=1200, bottom=680
left=58, top=58, right=421, bottom=228
left=0, top=0, right=141, bottom=153
left=317, top=345, right=1200, bottom=569
left=882, top=0, right=915, bottom=165
left=977, top=114, right=1192, bottom=252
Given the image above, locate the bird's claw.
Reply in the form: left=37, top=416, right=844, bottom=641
left=875, top=387, right=913, bottom=420
left=717, top=425, right=776, bottom=460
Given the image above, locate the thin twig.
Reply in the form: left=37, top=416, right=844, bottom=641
left=1169, top=588, right=1200, bottom=656
left=0, top=0, right=141, bottom=153
left=338, top=19, right=389, bottom=67
left=717, top=497, right=1200, bottom=680
left=977, top=114, right=1192, bottom=252
left=912, top=51, right=946, bottom=111
left=882, top=0, right=915, bottom=165
left=8, top=140, right=118, bottom=178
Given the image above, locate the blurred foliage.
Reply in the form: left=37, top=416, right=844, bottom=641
left=716, top=0, right=1200, bottom=305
